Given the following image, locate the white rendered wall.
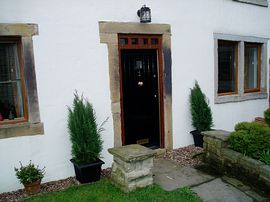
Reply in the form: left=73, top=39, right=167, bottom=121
left=0, top=0, right=269, bottom=192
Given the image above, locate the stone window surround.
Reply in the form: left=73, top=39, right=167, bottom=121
left=98, top=21, right=173, bottom=150
left=0, top=23, right=44, bottom=139
left=233, top=0, right=268, bottom=7
left=214, top=33, right=268, bottom=104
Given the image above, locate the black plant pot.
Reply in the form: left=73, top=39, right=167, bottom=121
left=70, top=158, right=104, bottom=183
left=190, top=130, right=203, bottom=148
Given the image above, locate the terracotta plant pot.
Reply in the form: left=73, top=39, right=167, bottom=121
left=24, top=179, right=41, bottom=195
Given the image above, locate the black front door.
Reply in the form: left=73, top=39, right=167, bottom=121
left=121, top=49, right=160, bottom=148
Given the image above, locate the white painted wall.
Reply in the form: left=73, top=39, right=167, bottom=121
left=0, top=0, right=269, bottom=192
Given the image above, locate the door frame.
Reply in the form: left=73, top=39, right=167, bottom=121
left=118, top=34, right=164, bottom=147
left=99, top=21, right=173, bottom=150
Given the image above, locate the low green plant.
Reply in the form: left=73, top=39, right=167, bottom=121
left=260, top=150, right=270, bottom=165
left=234, top=122, right=270, bottom=135
left=189, top=81, right=213, bottom=132
left=14, top=161, right=45, bottom=185
left=24, top=178, right=202, bottom=202
left=68, top=91, right=107, bottom=164
left=229, top=122, right=270, bottom=160
left=264, top=108, right=270, bottom=127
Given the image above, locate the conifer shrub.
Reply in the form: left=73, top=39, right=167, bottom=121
left=68, top=92, right=106, bottom=164
left=229, top=122, right=270, bottom=161
left=264, top=108, right=270, bottom=127
left=189, top=81, right=213, bottom=132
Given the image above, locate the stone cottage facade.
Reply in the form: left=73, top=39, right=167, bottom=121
left=0, top=0, right=269, bottom=192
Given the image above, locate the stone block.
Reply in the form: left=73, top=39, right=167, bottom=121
left=260, top=165, right=270, bottom=179
left=202, top=130, right=230, bottom=142
left=222, top=176, right=251, bottom=192
left=113, top=157, right=136, bottom=172
left=239, top=156, right=264, bottom=173
left=108, top=144, right=156, bottom=162
left=108, top=144, right=155, bottom=192
left=259, top=165, right=270, bottom=187
left=222, top=149, right=242, bottom=164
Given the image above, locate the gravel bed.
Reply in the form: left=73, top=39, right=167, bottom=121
left=163, top=145, right=204, bottom=167
left=0, top=145, right=202, bottom=201
left=0, top=168, right=112, bottom=202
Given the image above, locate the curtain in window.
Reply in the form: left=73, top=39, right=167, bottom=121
left=0, top=42, right=24, bottom=120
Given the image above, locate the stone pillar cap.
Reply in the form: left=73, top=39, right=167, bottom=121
left=108, top=144, right=156, bottom=162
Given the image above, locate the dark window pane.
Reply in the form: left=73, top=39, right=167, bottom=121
left=218, top=40, right=238, bottom=94
left=151, top=38, right=158, bottom=45
left=131, top=38, right=138, bottom=45
left=0, top=42, right=24, bottom=121
left=244, top=43, right=259, bottom=91
left=0, top=82, right=24, bottom=120
left=141, top=38, right=148, bottom=45
left=119, top=38, right=128, bottom=45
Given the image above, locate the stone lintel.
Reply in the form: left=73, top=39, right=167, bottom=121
left=0, top=23, right=38, bottom=36
left=99, top=21, right=171, bottom=37
left=108, top=144, right=156, bottom=162
left=202, top=130, right=230, bottom=142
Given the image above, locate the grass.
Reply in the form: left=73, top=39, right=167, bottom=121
left=24, top=178, right=201, bottom=202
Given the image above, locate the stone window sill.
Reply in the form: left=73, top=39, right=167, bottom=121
left=215, top=92, right=268, bottom=104
left=0, top=122, right=44, bottom=139
left=233, top=0, right=268, bottom=7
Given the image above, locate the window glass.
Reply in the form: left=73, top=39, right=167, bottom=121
left=244, top=43, right=260, bottom=91
left=119, top=38, right=128, bottom=45
left=218, top=40, right=238, bottom=94
left=0, top=42, right=25, bottom=121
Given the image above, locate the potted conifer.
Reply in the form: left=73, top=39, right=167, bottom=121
left=68, top=91, right=107, bottom=183
left=189, top=81, right=213, bottom=147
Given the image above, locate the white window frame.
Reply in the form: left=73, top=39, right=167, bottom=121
left=214, top=33, right=268, bottom=104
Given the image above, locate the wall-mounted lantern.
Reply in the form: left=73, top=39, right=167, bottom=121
left=137, top=5, right=151, bottom=23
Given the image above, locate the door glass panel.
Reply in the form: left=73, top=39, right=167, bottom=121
left=141, top=38, right=148, bottom=45
left=131, top=38, right=138, bottom=45
left=119, top=38, right=128, bottom=45
left=151, top=38, right=158, bottom=45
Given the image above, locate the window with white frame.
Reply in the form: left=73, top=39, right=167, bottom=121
left=0, top=24, right=43, bottom=139
left=214, top=34, right=268, bottom=103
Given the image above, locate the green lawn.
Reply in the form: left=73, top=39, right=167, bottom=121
left=24, top=178, right=201, bottom=202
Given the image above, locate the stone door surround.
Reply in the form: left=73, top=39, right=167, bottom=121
left=99, top=21, right=172, bottom=149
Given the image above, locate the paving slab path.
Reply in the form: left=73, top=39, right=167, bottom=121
left=152, top=158, right=269, bottom=202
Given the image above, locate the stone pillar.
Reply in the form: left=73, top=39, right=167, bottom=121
left=108, top=144, right=156, bottom=192
left=202, top=130, right=230, bottom=172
